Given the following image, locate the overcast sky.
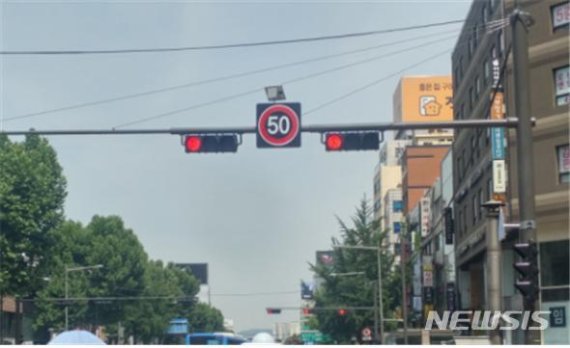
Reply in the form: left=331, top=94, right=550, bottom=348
left=1, top=0, right=471, bottom=332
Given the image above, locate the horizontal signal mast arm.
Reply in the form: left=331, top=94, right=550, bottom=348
left=0, top=118, right=522, bottom=136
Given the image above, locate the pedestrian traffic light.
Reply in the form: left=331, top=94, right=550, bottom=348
left=184, top=134, right=239, bottom=153
left=513, top=241, right=539, bottom=302
left=324, top=132, right=379, bottom=151
left=266, top=308, right=282, bottom=315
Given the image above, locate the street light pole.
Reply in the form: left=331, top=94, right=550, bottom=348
left=333, top=245, right=384, bottom=344
left=376, top=246, right=384, bottom=345
left=64, top=264, right=103, bottom=331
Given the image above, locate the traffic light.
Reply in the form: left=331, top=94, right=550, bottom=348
left=184, top=134, right=239, bottom=153
left=337, top=308, right=347, bottom=316
left=302, top=307, right=314, bottom=315
left=513, top=241, right=539, bottom=303
left=324, top=132, right=379, bottom=151
left=266, top=308, right=282, bottom=315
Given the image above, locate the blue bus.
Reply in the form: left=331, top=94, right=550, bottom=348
left=185, top=332, right=246, bottom=345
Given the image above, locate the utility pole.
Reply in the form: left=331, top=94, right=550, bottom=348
left=511, top=8, right=540, bottom=345
left=482, top=200, right=504, bottom=345
left=400, top=224, right=408, bottom=345
left=376, top=246, right=384, bottom=345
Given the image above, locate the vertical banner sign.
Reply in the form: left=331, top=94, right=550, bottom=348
left=444, top=207, right=454, bottom=245
left=420, top=197, right=431, bottom=237
left=422, top=256, right=433, bottom=287
left=446, top=282, right=456, bottom=311
left=493, top=160, right=507, bottom=193
left=491, top=58, right=507, bottom=201
left=301, top=281, right=314, bottom=300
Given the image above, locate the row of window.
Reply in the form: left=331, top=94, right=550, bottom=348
left=456, top=144, right=569, bottom=238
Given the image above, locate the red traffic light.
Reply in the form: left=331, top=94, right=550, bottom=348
left=185, top=136, right=203, bottom=152
left=338, top=308, right=347, bottom=316
left=303, top=308, right=314, bottom=315
left=266, top=308, right=282, bottom=315
left=325, top=133, right=344, bottom=151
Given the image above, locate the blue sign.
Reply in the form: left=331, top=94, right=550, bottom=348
left=491, top=127, right=505, bottom=160
left=550, top=307, right=566, bottom=328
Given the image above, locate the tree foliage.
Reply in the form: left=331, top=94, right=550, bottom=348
left=0, top=135, right=225, bottom=343
left=310, top=199, right=403, bottom=343
left=0, top=135, right=67, bottom=297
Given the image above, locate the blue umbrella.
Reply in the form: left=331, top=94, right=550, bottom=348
left=48, top=330, right=106, bottom=345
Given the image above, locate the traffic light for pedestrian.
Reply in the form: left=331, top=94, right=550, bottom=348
left=324, top=132, right=379, bottom=151
left=184, top=134, right=239, bottom=153
left=266, top=308, right=282, bottom=315
left=513, top=241, right=539, bottom=302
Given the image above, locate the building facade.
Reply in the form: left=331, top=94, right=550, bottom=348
left=451, top=0, right=569, bottom=344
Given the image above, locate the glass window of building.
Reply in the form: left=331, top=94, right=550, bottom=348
left=551, top=2, right=570, bottom=31
left=472, top=194, right=478, bottom=223
left=393, top=222, right=402, bottom=233
left=482, top=5, right=488, bottom=24
left=540, top=240, right=570, bottom=286
left=554, top=65, right=570, bottom=106
left=557, top=144, right=570, bottom=183
left=393, top=200, right=404, bottom=212
left=498, top=31, right=505, bottom=56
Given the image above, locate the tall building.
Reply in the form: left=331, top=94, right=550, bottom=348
left=451, top=0, right=569, bottom=344
left=401, top=146, right=450, bottom=215
left=373, top=140, right=410, bottom=230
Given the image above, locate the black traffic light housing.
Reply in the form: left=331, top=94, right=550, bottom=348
left=266, top=308, right=282, bottom=315
left=513, top=241, right=539, bottom=303
left=324, top=132, right=380, bottom=151
left=184, top=134, right=240, bottom=153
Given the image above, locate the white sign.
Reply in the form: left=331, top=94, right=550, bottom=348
left=552, top=2, right=570, bottom=29
left=361, top=327, right=372, bottom=341
left=558, top=144, right=570, bottom=174
left=420, top=197, right=431, bottom=236
left=493, top=160, right=507, bottom=193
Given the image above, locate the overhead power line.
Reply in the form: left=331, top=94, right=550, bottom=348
left=4, top=28, right=462, bottom=122
left=0, top=19, right=464, bottom=55
left=113, top=35, right=459, bottom=129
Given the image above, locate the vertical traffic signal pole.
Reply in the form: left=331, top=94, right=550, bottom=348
left=511, top=9, right=540, bottom=345
left=483, top=200, right=504, bottom=345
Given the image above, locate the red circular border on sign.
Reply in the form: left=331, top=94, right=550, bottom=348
left=258, top=104, right=300, bottom=146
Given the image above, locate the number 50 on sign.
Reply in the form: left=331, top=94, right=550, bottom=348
left=256, top=103, right=301, bottom=148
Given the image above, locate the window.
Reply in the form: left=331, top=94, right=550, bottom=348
left=471, top=135, right=478, bottom=162
left=374, top=199, right=381, bottom=212
left=374, top=180, right=380, bottom=194
left=557, top=144, right=570, bottom=183
left=395, top=243, right=401, bottom=255
left=457, top=210, right=463, bottom=237
left=482, top=6, right=488, bottom=24
left=393, top=222, right=402, bottom=233
left=457, top=157, right=463, bottom=181
left=554, top=66, right=570, bottom=106
left=491, top=45, right=497, bottom=60
left=393, top=200, right=404, bottom=212
left=475, top=76, right=481, bottom=97
left=541, top=240, right=570, bottom=287
left=463, top=205, right=468, bottom=231
left=483, top=58, right=490, bottom=83
left=478, top=189, right=484, bottom=217
left=469, top=87, right=474, bottom=111
left=472, top=194, right=478, bottom=223
left=551, top=2, right=570, bottom=30
left=498, top=31, right=505, bottom=56
left=487, top=178, right=493, bottom=199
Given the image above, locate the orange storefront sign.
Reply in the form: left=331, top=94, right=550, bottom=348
left=393, top=76, right=453, bottom=123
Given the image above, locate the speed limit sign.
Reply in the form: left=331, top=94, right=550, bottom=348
left=256, top=103, right=301, bottom=148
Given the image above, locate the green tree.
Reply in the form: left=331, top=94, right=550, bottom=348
left=186, top=303, right=224, bottom=333
left=310, top=199, right=401, bottom=343
left=0, top=134, right=67, bottom=297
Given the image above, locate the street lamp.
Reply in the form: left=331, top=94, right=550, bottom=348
left=64, top=264, right=103, bottom=330
left=333, top=245, right=384, bottom=344
left=264, top=85, right=286, bottom=102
